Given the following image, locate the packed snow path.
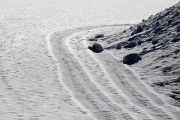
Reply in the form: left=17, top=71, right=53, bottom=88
left=49, top=26, right=180, bottom=120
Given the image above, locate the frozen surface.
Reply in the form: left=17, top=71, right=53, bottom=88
left=0, top=0, right=179, bottom=119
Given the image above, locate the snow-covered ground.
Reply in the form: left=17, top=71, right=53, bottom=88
left=0, top=0, right=179, bottom=119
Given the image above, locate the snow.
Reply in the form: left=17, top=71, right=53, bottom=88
left=49, top=26, right=180, bottom=119
left=0, top=0, right=180, bottom=119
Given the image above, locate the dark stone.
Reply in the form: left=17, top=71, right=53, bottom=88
left=89, top=38, right=98, bottom=41
left=88, top=43, right=104, bottom=53
left=152, top=39, right=158, bottom=45
left=135, top=25, right=143, bottom=34
left=88, top=46, right=93, bottom=50
left=138, top=40, right=142, bottom=45
left=116, top=44, right=122, bottom=49
left=151, top=46, right=156, bottom=50
left=137, top=25, right=143, bottom=32
left=172, top=12, right=179, bottom=19
left=128, top=36, right=136, bottom=41
left=123, top=53, right=142, bottom=65
left=124, top=42, right=136, bottom=48
left=154, top=27, right=163, bottom=34
left=174, top=49, right=180, bottom=54
left=164, top=11, right=171, bottom=16
left=155, top=82, right=166, bottom=87
left=131, top=32, right=134, bottom=36
left=123, top=30, right=126, bottom=33
left=168, top=19, right=173, bottom=25
left=171, top=37, right=180, bottom=42
left=95, top=34, right=104, bottom=38
left=142, top=24, right=147, bottom=29
left=146, top=38, right=153, bottom=42
left=169, top=94, right=180, bottom=101
left=177, top=25, right=180, bottom=33
left=162, top=66, right=172, bottom=72
left=172, top=77, right=180, bottom=83
left=171, top=21, right=179, bottom=26
left=154, top=21, right=160, bottom=28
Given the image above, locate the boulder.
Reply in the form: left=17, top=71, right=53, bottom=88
left=123, top=53, right=142, bottom=65
left=88, top=43, right=104, bottom=53
left=136, top=25, right=143, bottom=33
left=124, top=42, right=136, bottom=48
left=154, top=27, right=163, bottom=34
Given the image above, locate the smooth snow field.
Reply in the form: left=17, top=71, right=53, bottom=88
left=0, top=0, right=180, bottom=119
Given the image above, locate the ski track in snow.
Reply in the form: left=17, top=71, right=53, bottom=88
left=48, top=26, right=180, bottom=120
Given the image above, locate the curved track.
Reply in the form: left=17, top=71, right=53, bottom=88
left=48, top=26, right=180, bottom=120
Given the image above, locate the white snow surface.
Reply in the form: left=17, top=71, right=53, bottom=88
left=0, top=0, right=180, bottom=119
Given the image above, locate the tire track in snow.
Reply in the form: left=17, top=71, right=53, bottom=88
left=48, top=28, right=135, bottom=120
left=46, top=31, right=97, bottom=120
left=65, top=28, right=179, bottom=120
left=66, top=36, right=137, bottom=120
left=48, top=26, right=180, bottom=120
left=65, top=28, right=155, bottom=120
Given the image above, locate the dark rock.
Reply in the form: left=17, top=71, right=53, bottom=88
left=88, top=43, right=104, bottom=53
left=169, top=94, right=180, bottom=101
left=174, top=49, right=180, bottom=54
left=151, top=46, right=156, bottom=50
left=135, top=25, right=143, bottom=34
left=154, top=21, right=160, bottom=28
left=131, top=32, right=134, bottom=36
left=129, top=26, right=133, bottom=30
left=89, top=38, right=98, bottom=41
left=168, top=19, right=173, bottom=25
left=95, top=34, right=104, bottom=38
left=154, top=27, right=163, bottom=34
left=155, top=82, right=166, bottom=87
left=142, top=24, right=148, bottom=29
left=178, top=77, right=180, bottom=82
left=88, top=46, right=93, bottom=50
left=162, top=66, right=172, bottom=72
left=152, top=39, right=158, bottom=45
left=177, top=25, right=180, bottom=33
left=124, top=42, right=136, bottom=48
left=164, top=11, right=171, bottom=16
left=171, top=21, right=179, bottom=26
left=172, top=77, right=180, bottom=83
left=123, top=30, right=126, bottom=33
left=171, top=37, right=180, bottom=42
left=138, top=40, right=142, bottom=45
left=116, top=44, right=122, bottom=49
left=172, top=12, right=179, bottom=19
left=136, top=25, right=143, bottom=33
left=123, top=53, right=142, bottom=65
left=146, top=38, right=153, bottom=42
left=128, top=36, right=136, bottom=41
